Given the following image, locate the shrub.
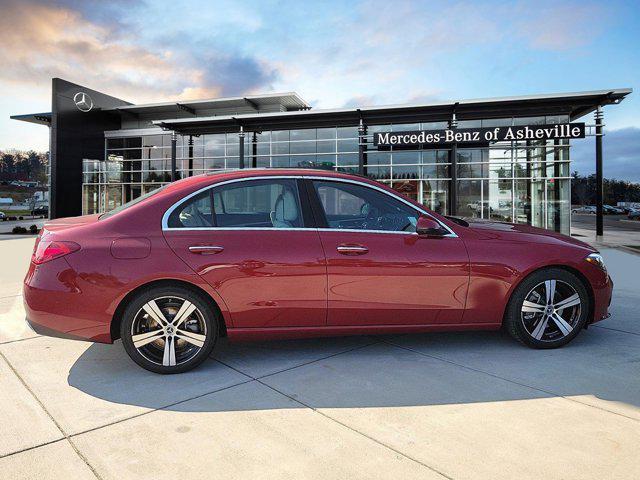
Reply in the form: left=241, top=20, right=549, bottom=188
left=12, top=226, right=27, bottom=234
left=29, top=224, right=39, bottom=234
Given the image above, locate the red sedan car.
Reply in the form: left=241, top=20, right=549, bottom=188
left=24, top=169, right=612, bottom=373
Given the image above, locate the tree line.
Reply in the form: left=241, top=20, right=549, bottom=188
left=572, top=172, right=640, bottom=205
left=0, top=150, right=49, bottom=184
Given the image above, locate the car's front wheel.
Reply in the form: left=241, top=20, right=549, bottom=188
left=120, top=285, right=218, bottom=374
left=504, top=268, right=590, bottom=349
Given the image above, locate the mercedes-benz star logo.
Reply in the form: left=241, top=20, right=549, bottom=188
left=73, top=92, right=94, bottom=112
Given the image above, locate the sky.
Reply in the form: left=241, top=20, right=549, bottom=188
left=0, top=0, right=638, bottom=180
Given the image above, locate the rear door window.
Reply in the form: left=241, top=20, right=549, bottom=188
left=212, top=179, right=303, bottom=229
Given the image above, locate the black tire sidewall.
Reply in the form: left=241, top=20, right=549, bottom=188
left=506, top=268, right=590, bottom=349
left=120, top=286, right=218, bottom=374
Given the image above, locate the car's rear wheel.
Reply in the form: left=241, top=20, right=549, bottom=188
left=121, top=286, right=218, bottom=374
left=504, top=268, right=590, bottom=349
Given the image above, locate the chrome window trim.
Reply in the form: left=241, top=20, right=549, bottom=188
left=161, top=174, right=458, bottom=238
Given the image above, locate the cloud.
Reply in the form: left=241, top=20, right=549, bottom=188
left=571, top=127, right=640, bottom=182
left=0, top=0, right=278, bottom=104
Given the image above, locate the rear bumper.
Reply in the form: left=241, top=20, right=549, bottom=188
left=23, top=258, right=113, bottom=343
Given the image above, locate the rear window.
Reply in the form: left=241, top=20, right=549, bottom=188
left=100, top=185, right=167, bottom=220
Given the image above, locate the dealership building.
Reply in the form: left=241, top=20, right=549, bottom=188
left=11, top=79, right=631, bottom=235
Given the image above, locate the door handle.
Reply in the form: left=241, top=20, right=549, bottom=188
left=336, top=244, right=369, bottom=255
left=188, top=245, right=224, bottom=255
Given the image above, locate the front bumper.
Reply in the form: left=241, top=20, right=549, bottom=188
left=590, top=274, right=613, bottom=324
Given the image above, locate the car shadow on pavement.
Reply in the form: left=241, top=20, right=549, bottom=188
left=67, top=326, right=640, bottom=414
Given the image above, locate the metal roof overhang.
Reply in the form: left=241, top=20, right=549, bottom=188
left=153, top=88, right=632, bottom=135
left=106, top=92, right=309, bottom=116
left=9, top=112, right=52, bottom=126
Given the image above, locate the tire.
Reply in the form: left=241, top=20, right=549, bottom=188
left=120, top=285, right=218, bottom=374
left=504, top=268, right=590, bottom=349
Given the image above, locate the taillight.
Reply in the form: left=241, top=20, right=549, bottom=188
left=32, top=241, right=80, bottom=265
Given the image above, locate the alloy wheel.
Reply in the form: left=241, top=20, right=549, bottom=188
left=520, top=279, right=582, bottom=342
left=130, top=296, right=208, bottom=367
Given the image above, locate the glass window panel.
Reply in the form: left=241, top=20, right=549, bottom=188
left=392, top=123, right=420, bottom=131
left=456, top=120, right=481, bottom=128
left=213, top=179, right=303, bottom=228
left=546, top=178, right=570, bottom=234
left=420, top=180, right=449, bottom=214
left=107, top=138, right=124, bottom=149
left=313, top=180, right=419, bottom=232
left=367, top=152, right=391, bottom=165
left=272, top=142, right=289, bottom=154
left=336, top=153, right=359, bottom=166
left=272, top=130, right=289, bottom=142
left=421, top=121, right=449, bottom=130
left=271, top=156, right=290, bottom=167
left=337, top=138, right=358, bottom=152
left=204, top=134, right=226, bottom=157
left=255, top=131, right=270, bottom=142
left=143, top=135, right=163, bottom=147
left=422, top=164, right=450, bottom=178
left=255, top=156, right=271, bottom=168
left=392, top=150, right=420, bottom=164
left=366, top=165, right=391, bottom=180
left=290, top=129, right=316, bottom=141
left=290, top=141, right=316, bottom=154
left=317, top=127, right=336, bottom=140
left=392, top=164, right=419, bottom=179
left=316, top=155, right=336, bottom=169
left=167, top=191, right=213, bottom=228
left=391, top=180, right=419, bottom=203
left=421, top=150, right=450, bottom=164
left=203, top=159, right=225, bottom=170
left=337, top=126, right=358, bottom=138
left=226, top=143, right=239, bottom=156
left=545, top=115, right=570, bottom=124
left=488, top=179, right=513, bottom=222
left=457, top=180, right=482, bottom=218
left=316, top=140, right=336, bottom=153
left=513, top=116, right=545, bottom=126
left=368, top=124, right=391, bottom=133
left=482, top=118, right=513, bottom=127
left=256, top=143, right=270, bottom=155
left=291, top=155, right=317, bottom=167
left=124, top=137, right=142, bottom=149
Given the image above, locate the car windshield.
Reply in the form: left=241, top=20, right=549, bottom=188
left=100, top=185, right=167, bottom=220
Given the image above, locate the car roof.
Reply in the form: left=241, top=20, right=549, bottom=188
left=162, top=168, right=371, bottom=195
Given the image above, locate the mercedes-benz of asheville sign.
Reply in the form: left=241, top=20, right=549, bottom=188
left=373, top=123, right=585, bottom=147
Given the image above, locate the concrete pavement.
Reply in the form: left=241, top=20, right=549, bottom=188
left=1, top=237, right=639, bottom=479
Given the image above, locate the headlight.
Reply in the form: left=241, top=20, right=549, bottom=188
left=585, top=253, right=606, bottom=273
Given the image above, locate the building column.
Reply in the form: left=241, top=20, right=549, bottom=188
left=252, top=131, right=258, bottom=168
left=595, top=106, right=604, bottom=240
left=188, top=135, right=194, bottom=176
left=238, top=126, right=245, bottom=169
left=170, top=131, right=177, bottom=182
left=358, top=120, right=367, bottom=175
left=449, top=113, right=458, bottom=216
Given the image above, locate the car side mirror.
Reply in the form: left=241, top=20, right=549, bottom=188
left=416, top=215, right=446, bottom=237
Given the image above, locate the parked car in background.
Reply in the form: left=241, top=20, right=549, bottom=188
left=31, top=205, right=49, bottom=217
left=604, top=205, right=624, bottom=214
left=23, top=169, right=613, bottom=374
left=628, top=209, right=640, bottom=221
left=571, top=206, right=596, bottom=214
left=0, top=211, right=5, bottom=220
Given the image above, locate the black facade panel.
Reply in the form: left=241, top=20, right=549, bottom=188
left=50, top=78, right=129, bottom=218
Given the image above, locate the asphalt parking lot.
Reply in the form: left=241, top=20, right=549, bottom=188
left=1, top=237, right=639, bottom=479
